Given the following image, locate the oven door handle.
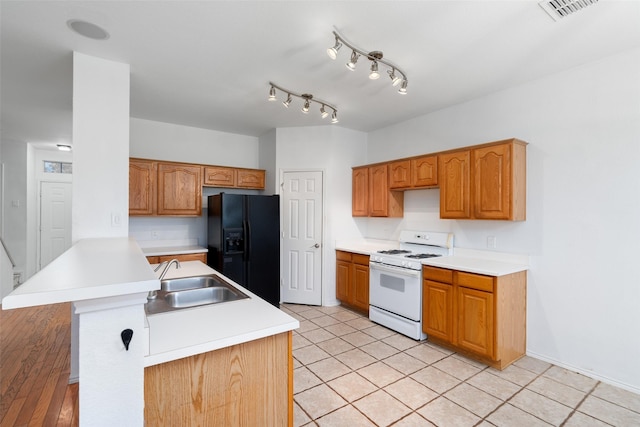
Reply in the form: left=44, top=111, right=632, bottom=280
left=369, top=262, right=421, bottom=279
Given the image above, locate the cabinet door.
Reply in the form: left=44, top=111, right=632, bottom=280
left=237, top=169, right=265, bottom=189
left=457, top=286, right=494, bottom=359
left=352, top=262, right=370, bottom=312
left=411, top=155, right=438, bottom=188
left=473, top=144, right=511, bottom=220
left=439, top=151, right=471, bottom=219
left=336, top=260, right=351, bottom=302
left=352, top=167, right=369, bottom=217
left=389, top=160, right=411, bottom=189
left=129, top=160, right=156, bottom=216
left=157, top=163, right=202, bottom=216
left=423, top=280, right=453, bottom=342
left=369, top=164, right=389, bottom=217
left=203, top=166, right=236, bottom=187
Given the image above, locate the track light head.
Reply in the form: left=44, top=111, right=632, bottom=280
left=301, top=94, right=312, bottom=114
left=268, top=86, right=277, bottom=101
left=346, top=51, right=359, bottom=71
left=320, top=105, right=329, bottom=119
left=327, top=37, right=342, bottom=60
left=331, top=110, right=339, bottom=124
left=388, top=69, right=402, bottom=87
left=369, top=61, right=380, bottom=80
left=398, top=79, right=408, bottom=94
left=283, top=94, right=292, bottom=108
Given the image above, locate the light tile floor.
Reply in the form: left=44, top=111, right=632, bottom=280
left=281, top=303, right=640, bottom=427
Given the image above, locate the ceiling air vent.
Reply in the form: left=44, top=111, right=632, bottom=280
left=539, top=0, right=599, bottom=21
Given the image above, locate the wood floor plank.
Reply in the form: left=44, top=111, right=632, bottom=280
left=0, top=303, right=77, bottom=426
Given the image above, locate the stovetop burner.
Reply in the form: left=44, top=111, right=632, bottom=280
left=405, top=253, right=442, bottom=259
left=377, top=249, right=411, bottom=255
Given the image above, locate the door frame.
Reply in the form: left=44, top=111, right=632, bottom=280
left=279, top=168, right=326, bottom=305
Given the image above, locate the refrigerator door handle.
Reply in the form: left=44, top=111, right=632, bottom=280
left=243, top=219, right=250, bottom=261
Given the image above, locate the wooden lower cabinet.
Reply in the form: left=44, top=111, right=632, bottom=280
left=145, top=332, right=293, bottom=426
left=422, top=266, right=526, bottom=369
left=335, top=251, right=369, bottom=312
left=146, top=252, right=207, bottom=264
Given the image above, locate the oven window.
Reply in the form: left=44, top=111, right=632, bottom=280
left=380, top=273, right=405, bottom=292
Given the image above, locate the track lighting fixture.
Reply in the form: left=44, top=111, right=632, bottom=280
left=268, top=82, right=338, bottom=123
left=327, top=29, right=408, bottom=94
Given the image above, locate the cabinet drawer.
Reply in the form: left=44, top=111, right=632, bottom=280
left=456, top=271, right=494, bottom=292
left=423, top=266, right=453, bottom=284
left=336, top=251, right=352, bottom=262
left=352, top=254, right=370, bottom=266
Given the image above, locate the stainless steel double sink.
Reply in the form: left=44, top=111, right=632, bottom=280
left=145, top=274, right=249, bottom=315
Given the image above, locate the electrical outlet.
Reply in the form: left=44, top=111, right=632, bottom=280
left=487, top=236, right=497, bottom=249
left=111, top=212, right=122, bottom=227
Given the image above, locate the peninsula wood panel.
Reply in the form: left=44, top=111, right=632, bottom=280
left=145, top=332, right=291, bottom=426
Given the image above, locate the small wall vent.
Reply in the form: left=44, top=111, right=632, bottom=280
left=539, top=0, right=599, bottom=21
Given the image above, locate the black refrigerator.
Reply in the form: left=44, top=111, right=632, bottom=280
left=207, top=193, right=280, bottom=307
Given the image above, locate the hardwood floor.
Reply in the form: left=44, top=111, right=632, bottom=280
left=1, top=303, right=78, bottom=427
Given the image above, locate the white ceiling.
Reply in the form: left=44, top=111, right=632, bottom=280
left=2, top=1, right=640, bottom=146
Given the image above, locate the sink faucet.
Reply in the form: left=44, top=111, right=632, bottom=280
left=148, top=259, right=181, bottom=300
left=158, top=259, right=181, bottom=280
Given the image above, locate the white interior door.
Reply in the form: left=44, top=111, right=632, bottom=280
left=281, top=171, right=323, bottom=305
left=40, top=181, right=72, bottom=270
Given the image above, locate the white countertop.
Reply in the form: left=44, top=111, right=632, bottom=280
left=1, top=237, right=158, bottom=309
left=335, top=239, right=529, bottom=277
left=143, top=261, right=299, bottom=367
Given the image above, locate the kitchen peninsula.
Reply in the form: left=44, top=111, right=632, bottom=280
left=1, top=237, right=298, bottom=426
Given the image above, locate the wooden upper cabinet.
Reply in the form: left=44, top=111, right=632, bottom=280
left=440, top=139, right=526, bottom=220
left=203, top=166, right=236, bottom=187
left=411, top=155, right=438, bottom=188
left=157, top=163, right=202, bottom=216
left=129, top=159, right=156, bottom=216
left=369, top=164, right=389, bottom=217
left=473, top=141, right=526, bottom=220
left=439, top=150, right=471, bottom=219
left=389, top=160, right=411, bottom=189
left=237, top=169, right=266, bottom=189
left=352, top=167, right=369, bottom=217
left=203, top=166, right=265, bottom=189
left=352, top=165, right=403, bottom=217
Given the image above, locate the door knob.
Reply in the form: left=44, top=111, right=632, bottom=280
left=313, top=243, right=320, bottom=248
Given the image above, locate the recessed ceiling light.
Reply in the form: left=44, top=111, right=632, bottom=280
left=67, top=19, right=110, bottom=40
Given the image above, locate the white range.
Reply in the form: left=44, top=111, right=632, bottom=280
left=369, top=230, right=454, bottom=340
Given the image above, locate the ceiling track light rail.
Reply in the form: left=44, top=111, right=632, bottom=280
left=327, top=30, right=408, bottom=94
left=268, top=82, right=339, bottom=123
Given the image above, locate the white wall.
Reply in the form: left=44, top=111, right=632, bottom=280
left=275, top=126, right=368, bottom=306
left=72, top=52, right=130, bottom=241
left=130, top=117, right=259, bottom=167
left=258, top=128, right=277, bottom=194
left=1, top=140, right=27, bottom=281
left=366, top=48, right=640, bottom=392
